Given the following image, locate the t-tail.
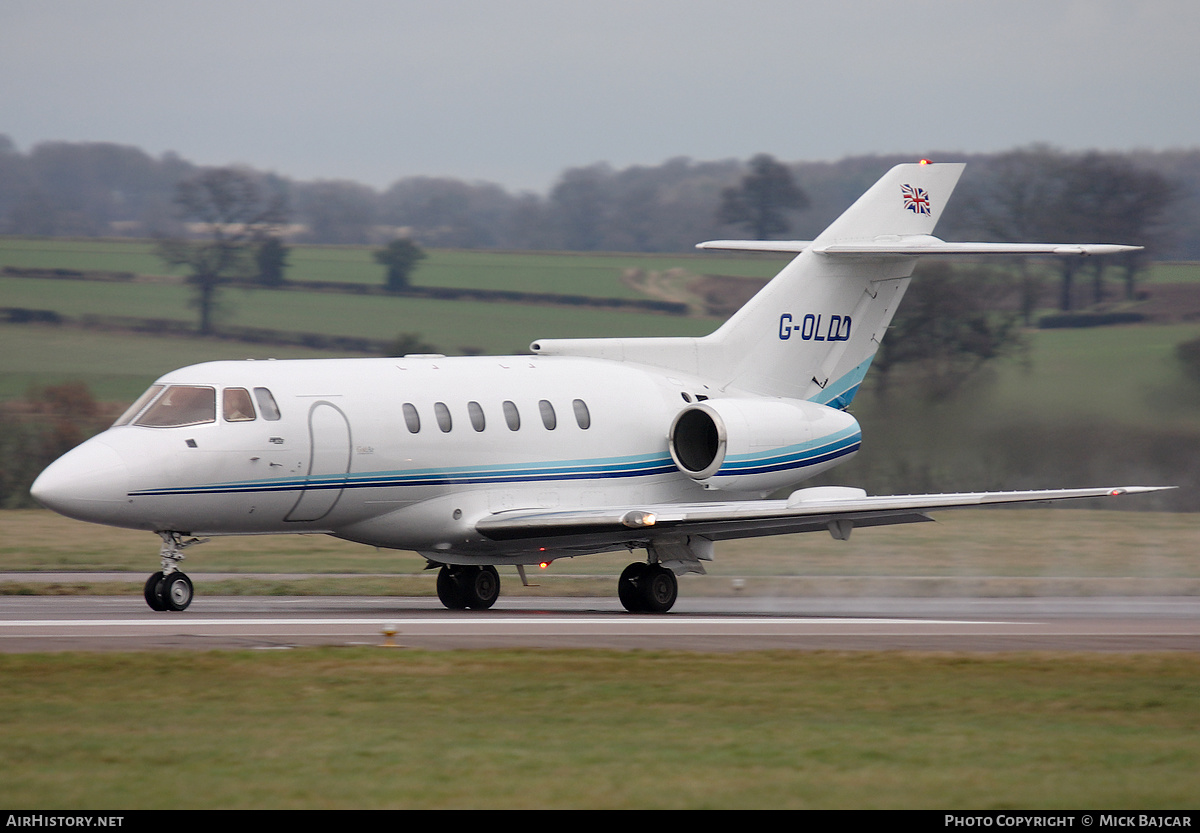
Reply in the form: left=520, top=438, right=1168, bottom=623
left=531, top=161, right=1139, bottom=407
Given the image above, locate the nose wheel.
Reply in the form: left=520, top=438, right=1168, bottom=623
left=143, top=570, right=194, bottom=611
left=143, top=532, right=206, bottom=611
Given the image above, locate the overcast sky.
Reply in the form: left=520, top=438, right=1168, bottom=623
left=3, top=0, right=1199, bottom=192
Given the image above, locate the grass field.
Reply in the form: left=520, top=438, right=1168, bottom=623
left=0, top=274, right=714, bottom=375
left=0, top=236, right=788, bottom=295
left=0, top=649, right=1196, bottom=809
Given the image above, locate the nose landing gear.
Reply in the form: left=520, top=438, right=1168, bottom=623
left=144, top=570, right=194, bottom=611
left=143, top=532, right=206, bottom=612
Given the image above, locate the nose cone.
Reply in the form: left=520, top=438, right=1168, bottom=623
left=31, top=439, right=131, bottom=525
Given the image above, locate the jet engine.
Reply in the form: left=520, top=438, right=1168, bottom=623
left=668, top=397, right=861, bottom=493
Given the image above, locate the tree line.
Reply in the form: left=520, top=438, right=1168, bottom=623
left=2, top=135, right=1195, bottom=258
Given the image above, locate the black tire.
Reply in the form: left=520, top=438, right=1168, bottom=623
left=436, top=566, right=468, bottom=610
left=618, top=562, right=649, bottom=613
left=143, top=571, right=166, bottom=611
left=640, top=565, right=678, bottom=614
left=159, top=571, right=193, bottom=611
left=462, top=565, right=500, bottom=610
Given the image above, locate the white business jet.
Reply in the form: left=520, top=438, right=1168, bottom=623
left=31, top=161, right=1167, bottom=613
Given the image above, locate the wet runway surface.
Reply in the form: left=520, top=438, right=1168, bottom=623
left=2, top=594, right=1199, bottom=652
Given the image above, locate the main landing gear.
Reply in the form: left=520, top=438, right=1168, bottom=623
left=436, top=564, right=501, bottom=610
left=432, top=561, right=679, bottom=613
left=618, top=562, right=678, bottom=614
left=143, top=532, right=205, bottom=612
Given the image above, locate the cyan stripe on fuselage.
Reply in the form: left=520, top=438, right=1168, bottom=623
left=717, top=425, right=861, bottom=477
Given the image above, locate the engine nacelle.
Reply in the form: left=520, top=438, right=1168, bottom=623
left=668, top=397, right=861, bottom=494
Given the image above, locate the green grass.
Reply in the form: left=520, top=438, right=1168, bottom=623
left=0, top=273, right=714, bottom=357
left=0, top=237, right=174, bottom=276
left=0, top=649, right=1195, bottom=809
left=1142, top=261, right=1200, bottom=284
left=854, top=323, right=1200, bottom=431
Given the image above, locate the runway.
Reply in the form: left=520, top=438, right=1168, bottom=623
left=2, top=594, right=1198, bottom=652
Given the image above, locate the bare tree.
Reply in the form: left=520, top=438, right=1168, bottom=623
left=873, top=263, right=1025, bottom=399
left=964, top=148, right=1175, bottom=311
left=717, top=154, right=809, bottom=239
left=157, top=168, right=288, bottom=334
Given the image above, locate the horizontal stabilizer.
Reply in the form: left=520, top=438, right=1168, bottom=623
left=697, top=237, right=1143, bottom=257
left=696, top=240, right=813, bottom=253
left=477, top=485, right=1172, bottom=544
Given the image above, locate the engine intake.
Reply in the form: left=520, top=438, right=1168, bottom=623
left=668, top=398, right=861, bottom=494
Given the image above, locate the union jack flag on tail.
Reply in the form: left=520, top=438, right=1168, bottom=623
left=901, top=183, right=931, bottom=215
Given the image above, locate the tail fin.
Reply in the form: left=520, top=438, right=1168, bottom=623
left=702, top=161, right=965, bottom=405
left=532, top=161, right=1134, bottom=406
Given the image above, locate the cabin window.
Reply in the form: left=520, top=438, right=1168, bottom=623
left=539, top=399, right=557, bottom=430
left=135, top=385, right=216, bottom=428
left=402, top=403, right=421, bottom=433
left=572, top=399, right=591, bottom=429
left=254, top=387, right=281, bottom=421
left=113, top=385, right=164, bottom=427
left=223, top=388, right=256, bottom=422
left=503, top=400, right=520, bottom=431
left=468, top=401, right=486, bottom=432
left=434, top=402, right=453, bottom=433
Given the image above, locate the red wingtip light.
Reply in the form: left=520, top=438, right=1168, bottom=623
left=919, top=158, right=933, bottom=165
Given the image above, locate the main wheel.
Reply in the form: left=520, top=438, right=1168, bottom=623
left=461, top=565, right=500, bottom=610
left=618, top=562, right=649, bottom=613
left=161, top=571, right=194, bottom=611
left=640, top=565, right=678, bottom=614
left=436, top=566, right=468, bottom=610
left=143, top=571, right=167, bottom=611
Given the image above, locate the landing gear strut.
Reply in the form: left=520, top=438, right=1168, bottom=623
left=436, top=565, right=501, bottom=610
left=618, top=561, right=678, bottom=613
left=143, top=532, right=205, bottom=612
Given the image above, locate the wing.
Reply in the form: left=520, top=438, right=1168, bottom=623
left=475, top=486, right=1171, bottom=549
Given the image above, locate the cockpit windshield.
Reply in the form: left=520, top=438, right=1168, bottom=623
left=113, top=383, right=279, bottom=428
left=112, top=385, right=165, bottom=427
left=134, top=385, right=217, bottom=428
